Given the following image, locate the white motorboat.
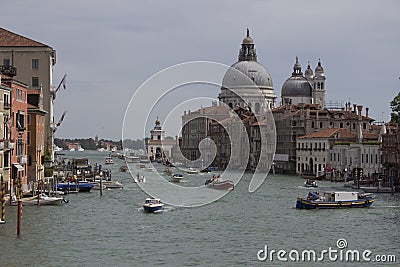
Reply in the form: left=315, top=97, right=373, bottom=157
left=143, top=197, right=164, bottom=213
left=171, top=173, right=184, bottom=183
left=186, top=168, right=200, bottom=174
left=304, top=179, right=318, bottom=188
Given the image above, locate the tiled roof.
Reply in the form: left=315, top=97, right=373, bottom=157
left=299, top=128, right=379, bottom=141
left=0, top=28, right=49, bottom=47
left=299, top=128, right=342, bottom=139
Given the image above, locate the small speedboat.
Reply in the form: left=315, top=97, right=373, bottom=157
left=304, top=179, right=318, bottom=188
left=105, top=156, right=113, bottom=164
left=186, top=168, right=199, bottom=174
left=296, top=191, right=375, bottom=209
left=143, top=197, right=164, bottom=213
left=102, top=180, right=123, bottom=189
left=205, top=177, right=234, bottom=190
left=119, top=166, right=128, bottom=172
left=171, top=173, right=184, bottom=183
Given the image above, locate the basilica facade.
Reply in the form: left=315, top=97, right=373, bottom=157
left=179, top=29, right=379, bottom=175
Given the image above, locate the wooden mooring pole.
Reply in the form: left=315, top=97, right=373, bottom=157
left=100, top=175, right=103, bottom=196
left=1, top=175, right=5, bottom=224
left=17, top=178, right=22, bottom=236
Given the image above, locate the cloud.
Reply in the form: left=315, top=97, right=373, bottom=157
left=1, top=0, right=399, bottom=138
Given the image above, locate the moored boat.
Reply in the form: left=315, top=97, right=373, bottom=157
left=143, top=197, right=164, bottom=213
left=8, top=193, right=68, bottom=206
left=171, top=173, right=184, bottom=183
left=359, top=186, right=394, bottom=194
left=301, top=173, right=326, bottom=180
left=55, top=181, right=94, bottom=192
left=296, top=191, right=375, bottom=209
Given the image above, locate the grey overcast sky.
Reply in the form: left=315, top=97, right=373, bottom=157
left=1, top=0, right=399, bottom=140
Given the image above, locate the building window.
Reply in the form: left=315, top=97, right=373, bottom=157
left=4, top=153, right=9, bottom=168
left=320, top=122, right=323, bottom=128
left=32, top=77, right=39, bottom=87
left=32, top=59, right=39, bottom=69
left=16, top=111, right=25, bottom=129
left=3, top=59, right=10, bottom=66
left=17, top=142, right=23, bottom=156
left=4, top=93, right=10, bottom=106
left=27, top=114, right=31, bottom=125
left=363, top=123, right=367, bottom=130
left=27, top=131, right=31, bottom=146
left=16, top=89, right=23, bottom=101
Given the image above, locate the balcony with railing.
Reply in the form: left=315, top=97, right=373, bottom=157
left=3, top=102, right=11, bottom=109
left=18, top=155, right=27, bottom=165
left=1, top=140, right=15, bottom=150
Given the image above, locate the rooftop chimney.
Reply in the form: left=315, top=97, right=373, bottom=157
left=366, top=107, right=369, bottom=118
left=353, top=104, right=357, bottom=113
left=357, top=105, right=363, bottom=118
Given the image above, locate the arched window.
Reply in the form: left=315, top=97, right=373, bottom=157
left=317, top=82, right=321, bottom=89
left=255, top=102, right=260, bottom=113
left=228, top=102, right=233, bottom=108
left=321, top=82, right=324, bottom=89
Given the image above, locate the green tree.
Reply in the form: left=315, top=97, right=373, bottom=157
left=390, top=92, right=400, bottom=124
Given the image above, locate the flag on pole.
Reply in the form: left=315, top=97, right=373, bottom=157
left=56, top=73, right=67, bottom=92
left=56, top=111, right=67, bottom=127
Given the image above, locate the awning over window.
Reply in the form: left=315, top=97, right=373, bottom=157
left=13, top=163, right=24, bottom=171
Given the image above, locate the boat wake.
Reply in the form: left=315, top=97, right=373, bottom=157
left=137, top=206, right=176, bottom=213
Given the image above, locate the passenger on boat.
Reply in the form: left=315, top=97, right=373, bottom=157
left=307, top=192, right=319, bottom=200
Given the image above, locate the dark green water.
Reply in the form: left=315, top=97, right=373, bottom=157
left=0, top=151, right=399, bottom=266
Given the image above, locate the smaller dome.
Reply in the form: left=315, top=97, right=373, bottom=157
left=242, top=28, right=254, bottom=44
left=242, top=36, right=254, bottom=44
left=281, top=76, right=313, bottom=97
left=305, top=63, right=313, bottom=78
left=315, top=60, right=324, bottom=73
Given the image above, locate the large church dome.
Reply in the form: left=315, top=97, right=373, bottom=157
left=219, top=29, right=277, bottom=110
left=222, top=60, right=273, bottom=89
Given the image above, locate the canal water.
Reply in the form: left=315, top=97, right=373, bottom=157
left=0, top=151, right=399, bottom=266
